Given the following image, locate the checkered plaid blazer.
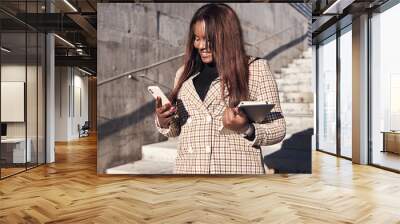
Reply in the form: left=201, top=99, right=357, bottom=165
left=156, top=57, right=286, bottom=174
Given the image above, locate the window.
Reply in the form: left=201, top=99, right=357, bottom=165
left=339, top=27, right=352, bottom=158
left=0, top=1, right=47, bottom=179
left=370, top=2, right=400, bottom=171
left=317, top=35, right=337, bottom=154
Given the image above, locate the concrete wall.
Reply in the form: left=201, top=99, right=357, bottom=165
left=97, top=3, right=310, bottom=173
left=55, top=67, right=89, bottom=141
left=88, top=77, right=97, bottom=132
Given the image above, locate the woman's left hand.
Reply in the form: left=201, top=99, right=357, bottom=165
left=223, top=107, right=249, bottom=133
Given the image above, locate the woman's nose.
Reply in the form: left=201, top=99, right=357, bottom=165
left=199, top=39, right=206, bottom=50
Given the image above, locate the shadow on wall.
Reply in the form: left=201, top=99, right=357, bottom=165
left=263, top=33, right=308, bottom=61
left=98, top=90, right=172, bottom=142
left=264, top=128, right=313, bottom=173
left=98, top=100, right=155, bottom=141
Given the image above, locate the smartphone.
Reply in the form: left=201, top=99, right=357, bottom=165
left=147, top=86, right=171, bottom=106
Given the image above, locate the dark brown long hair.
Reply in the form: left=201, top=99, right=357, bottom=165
left=170, top=3, right=250, bottom=107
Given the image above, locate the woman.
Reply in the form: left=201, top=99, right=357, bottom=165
left=155, top=3, right=285, bottom=174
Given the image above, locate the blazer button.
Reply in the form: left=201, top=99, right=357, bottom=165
left=188, top=146, right=193, bottom=153
left=205, top=146, right=211, bottom=153
left=187, top=117, right=192, bottom=124
left=206, top=115, right=212, bottom=123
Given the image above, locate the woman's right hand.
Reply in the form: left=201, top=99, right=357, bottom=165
left=155, top=96, right=177, bottom=128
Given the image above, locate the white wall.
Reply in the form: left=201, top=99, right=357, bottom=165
left=1, top=65, right=38, bottom=138
left=70, top=72, right=89, bottom=138
left=1, top=65, right=26, bottom=137
left=55, top=67, right=69, bottom=141
left=1, top=63, right=46, bottom=164
left=55, top=67, right=89, bottom=141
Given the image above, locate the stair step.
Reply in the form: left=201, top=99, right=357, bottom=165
left=141, top=139, right=178, bottom=163
left=278, top=84, right=312, bottom=93
left=276, top=78, right=311, bottom=87
left=283, top=68, right=312, bottom=75
left=281, top=102, right=313, bottom=114
left=280, top=91, right=313, bottom=102
left=281, top=66, right=311, bottom=74
left=285, top=116, right=314, bottom=126
left=273, top=73, right=283, bottom=79
left=282, top=92, right=313, bottom=103
left=278, top=73, right=312, bottom=80
left=302, top=48, right=312, bottom=58
left=292, top=58, right=311, bottom=65
left=287, top=61, right=311, bottom=72
left=106, top=160, right=174, bottom=174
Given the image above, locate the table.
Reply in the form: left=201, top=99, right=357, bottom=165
left=381, top=131, right=400, bottom=154
left=1, top=138, right=31, bottom=163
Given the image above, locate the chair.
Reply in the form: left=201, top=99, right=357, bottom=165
left=79, top=121, right=90, bottom=138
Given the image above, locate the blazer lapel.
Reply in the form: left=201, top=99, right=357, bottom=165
left=186, top=72, right=228, bottom=115
left=203, top=76, right=222, bottom=109
left=186, top=73, right=209, bottom=114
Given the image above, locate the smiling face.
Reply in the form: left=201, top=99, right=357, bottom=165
left=193, top=20, right=213, bottom=64
left=171, top=4, right=250, bottom=106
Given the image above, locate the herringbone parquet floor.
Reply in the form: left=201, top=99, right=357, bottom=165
left=1, top=134, right=400, bottom=224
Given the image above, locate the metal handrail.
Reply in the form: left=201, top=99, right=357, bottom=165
left=97, top=23, right=308, bottom=87
left=97, top=53, right=184, bottom=86
left=289, top=3, right=312, bottom=19
left=250, top=23, right=307, bottom=47
left=135, top=74, right=172, bottom=91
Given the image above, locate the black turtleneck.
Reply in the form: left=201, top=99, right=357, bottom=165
left=193, top=62, right=218, bottom=101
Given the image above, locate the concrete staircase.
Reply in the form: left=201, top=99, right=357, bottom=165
left=275, top=48, right=313, bottom=137
left=106, top=138, right=178, bottom=174
left=106, top=48, right=313, bottom=174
